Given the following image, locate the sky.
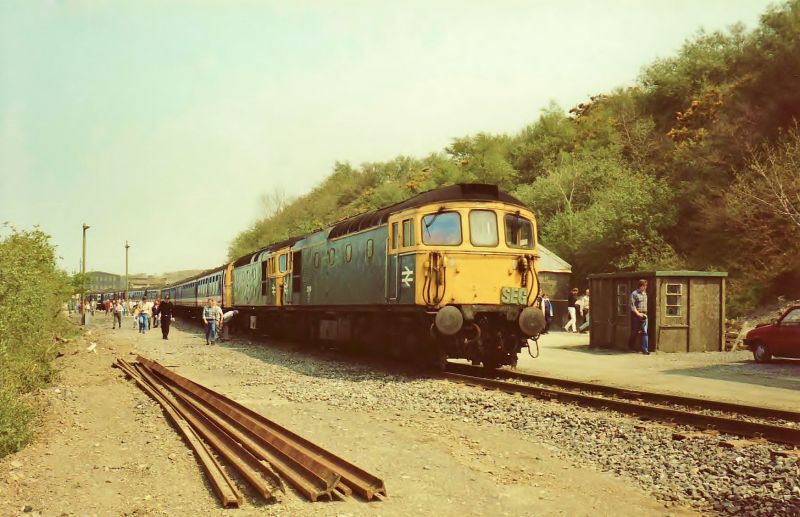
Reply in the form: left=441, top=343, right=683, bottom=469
left=0, top=0, right=776, bottom=275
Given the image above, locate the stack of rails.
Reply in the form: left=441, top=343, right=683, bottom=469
left=443, top=364, right=800, bottom=447
left=114, top=356, right=386, bottom=507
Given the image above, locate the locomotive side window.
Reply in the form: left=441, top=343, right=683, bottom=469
left=366, top=239, right=374, bottom=260
left=391, top=222, right=399, bottom=250
left=422, top=212, right=462, bottom=246
left=328, top=248, right=335, bottom=265
left=402, top=218, right=415, bottom=247
left=469, top=210, right=498, bottom=247
left=313, top=252, right=320, bottom=268
left=345, top=244, right=352, bottom=262
left=504, top=214, right=534, bottom=249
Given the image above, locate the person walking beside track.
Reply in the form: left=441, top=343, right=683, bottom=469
left=564, top=288, right=579, bottom=332
left=628, top=279, right=650, bottom=354
left=202, top=298, right=223, bottom=345
left=112, top=298, right=123, bottom=330
left=160, top=295, right=174, bottom=340
left=578, top=289, right=591, bottom=333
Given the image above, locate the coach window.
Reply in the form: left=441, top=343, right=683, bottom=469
left=470, top=210, right=498, bottom=247
left=328, top=248, right=335, bottom=265
left=504, top=213, right=534, bottom=249
left=279, top=254, right=287, bottom=273
left=402, top=218, right=415, bottom=247
left=345, top=244, right=352, bottom=262
left=421, top=211, right=462, bottom=246
left=366, top=239, right=374, bottom=261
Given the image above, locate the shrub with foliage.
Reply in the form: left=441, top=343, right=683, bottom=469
left=0, top=226, right=72, bottom=457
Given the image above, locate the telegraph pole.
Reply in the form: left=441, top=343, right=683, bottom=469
left=81, top=223, right=90, bottom=325
left=125, top=240, right=130, bottom=302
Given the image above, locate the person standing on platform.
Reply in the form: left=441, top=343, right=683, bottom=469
left=152, top=299, right=160, bottom=328
left=160, top=295, right=174, bottom=340
left=564, top=288, right=579, bottom=332
left=628, top=279, right=649, bottom=354
left=138, top=297, right=150, bottom=333
left=539, top=293, right=553, bottom=334
left=143, top=297, right=154, bottom=330
left=578, top=289, right=591, bottom=333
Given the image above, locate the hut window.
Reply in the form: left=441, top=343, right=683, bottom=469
left=366, top=239, right=374, bottom=260
left=616, top=284, right=628, bottom=316
left=328, top=248, right=335, bottom=265
left=345, top=244, right=352, bottom=262
left=665, top=283, right=683, bottom=316
left=313, top=252, right=320, bottom=269
left=402, top=218, right=415, bottom=247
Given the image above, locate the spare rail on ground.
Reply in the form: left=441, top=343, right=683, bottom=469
left=114, top=356, right=387, bottom=507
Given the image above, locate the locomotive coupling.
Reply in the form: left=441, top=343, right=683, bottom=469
left=518, top=306, right=546, bottom=336
left=435, top=305, right=464, bottom=335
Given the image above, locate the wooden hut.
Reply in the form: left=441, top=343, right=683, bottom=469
left=588, top=271, right=727, bottom=352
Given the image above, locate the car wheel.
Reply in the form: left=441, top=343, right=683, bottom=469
left=753, top=342, right=772, bottom=363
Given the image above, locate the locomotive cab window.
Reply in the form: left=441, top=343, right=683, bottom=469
left=504, top=214, right=534, bottom=249
left=402, top=218, right=415, bottom=247
left=470, top=210, right=498, bottom=247
left=279, top=254, right=287, bottom=273
left=391, top=222, right=399, bottom=250
left=422, top=211, right=462, bottom=246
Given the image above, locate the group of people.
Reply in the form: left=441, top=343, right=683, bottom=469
left=537, top=281, right=650, bottom=354
left=201, top=298, right=239, bottom=345
left=99, top=295, right=175, bottom=339
left=537, top=288, right=590, bottom=335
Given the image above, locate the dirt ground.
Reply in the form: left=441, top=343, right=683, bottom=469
left=0, top=314, right=700, bottom=516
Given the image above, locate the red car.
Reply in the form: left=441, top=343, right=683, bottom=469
left=744, top=305, right=800, bottom=362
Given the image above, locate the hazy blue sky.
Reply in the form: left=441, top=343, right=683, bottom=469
left=0, top=0, right=775, bottom=275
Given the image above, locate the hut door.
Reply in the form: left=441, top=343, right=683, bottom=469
left=612, top=280, right=631, bottom=349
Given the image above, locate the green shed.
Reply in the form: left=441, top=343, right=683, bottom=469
left=587, top=271, right=728, bottom=353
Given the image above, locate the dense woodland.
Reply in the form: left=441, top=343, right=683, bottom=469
left=229, top=1, right=800, bottom=316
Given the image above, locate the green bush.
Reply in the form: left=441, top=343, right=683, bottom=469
left=0, top=225, right=72, bottom=458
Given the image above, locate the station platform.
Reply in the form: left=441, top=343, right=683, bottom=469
left=510, top=332, right=800, bottom=412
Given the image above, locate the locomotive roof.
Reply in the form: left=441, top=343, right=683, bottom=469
left=232, top=235, right=304, bottom=267
left=328, top=183, right=527, bottom=239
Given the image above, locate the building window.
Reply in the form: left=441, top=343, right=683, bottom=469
left=402, top=218, right=415, bottom=247
left=616, top=284, right=628, bottom=316
left=328, top=248, right=335, bottom=265
left=345, top=244, right=352, bottom=262
left=366, top=239, right=374, bottom=260
left=665, top=283, right=683, bottom=316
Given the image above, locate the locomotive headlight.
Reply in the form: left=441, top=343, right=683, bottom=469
left=519, top=307, right=546, bottom=336
left=435, top=305, right=464, bottom=336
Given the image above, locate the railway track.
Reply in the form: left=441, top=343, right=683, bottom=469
left=443, top=363, right=800, bottom=447
left=115, top=356, right=386, bottom=507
